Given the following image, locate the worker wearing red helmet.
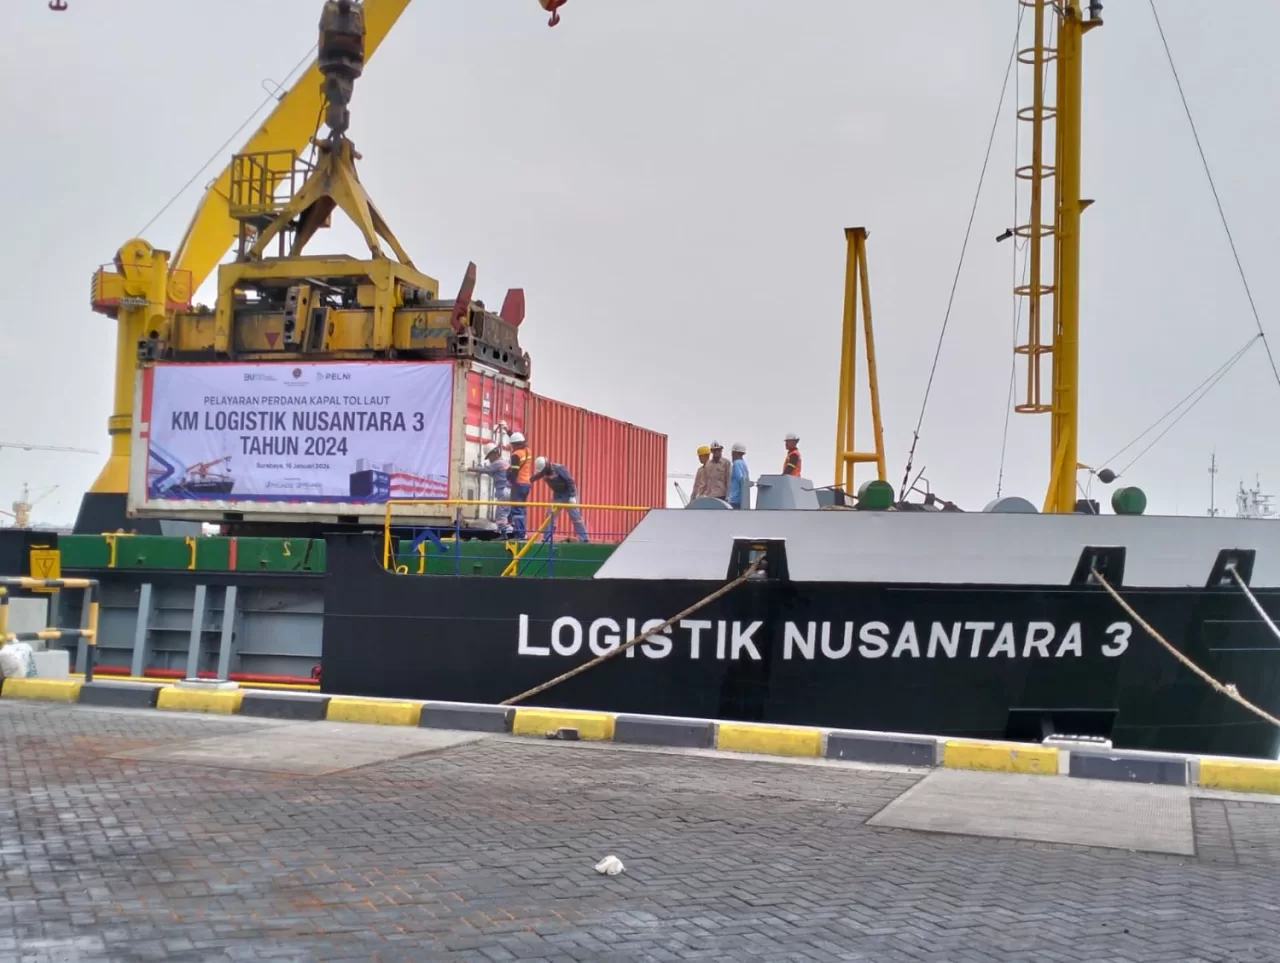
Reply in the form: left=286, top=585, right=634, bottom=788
left=782, top=432, right=802, bottom=477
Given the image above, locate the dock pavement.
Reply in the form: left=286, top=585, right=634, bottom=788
left=2, top=697, right=1279, bottom=962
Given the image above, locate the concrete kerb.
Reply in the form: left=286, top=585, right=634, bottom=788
left=826, top=729, right=942, bottom=767
left=419, top=701, right=514, bottom=734
left=77, top=680, right=164, bottom=710
left=1197, top=755, right=1280, bottom=794
left=0, top=677, right=82, bottom=703
left=1068, top=748, right=1190, bottom=787
left=240, top=689, right=331, bottom=721
left=615, top=713, right=716, bottom=749
left=2, top=681, right=1277, bottom=793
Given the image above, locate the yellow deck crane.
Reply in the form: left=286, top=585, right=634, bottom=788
left=82, top=0, right=563, bottom=534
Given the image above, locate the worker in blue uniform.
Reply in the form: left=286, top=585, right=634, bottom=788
left=466, top=445, right=513, bottom=536
left=728, top=442, right=751, bottom=509
left=531, top=456, right=589, bottom=542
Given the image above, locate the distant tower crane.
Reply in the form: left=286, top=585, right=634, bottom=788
left=0, top=484, right=60, bottom=530
left=0, top=443, right=95, bottom=528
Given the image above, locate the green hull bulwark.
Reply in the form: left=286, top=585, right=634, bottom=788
left=56, top=534, right=616, bottom=578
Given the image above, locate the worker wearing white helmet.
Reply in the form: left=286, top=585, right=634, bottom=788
left=505, top=430, right=533, bottom=538
left=728, top=442, right=750, bottom=509
left=466, top=445, right=513, bottom=536
left=530, top=456, right=589, bottom=542
left=782, top=432, right=802, bottom=477
left=701, top=440, right=730, bottom=500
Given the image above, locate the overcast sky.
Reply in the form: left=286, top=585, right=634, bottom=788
left=4, top=0, right=1279, bottom=526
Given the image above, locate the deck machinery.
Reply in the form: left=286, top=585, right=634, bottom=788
left=85, top=0, right=535, bottom=534
left=138, top=1, right=531, bottom=376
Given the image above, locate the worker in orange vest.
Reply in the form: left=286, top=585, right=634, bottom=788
left=507, top=430, right=534, bottom=538
left=782, top=432, right=802, bottom=477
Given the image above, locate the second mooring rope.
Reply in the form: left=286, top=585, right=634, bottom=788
left=1091, top=566, right=1280, bottom=729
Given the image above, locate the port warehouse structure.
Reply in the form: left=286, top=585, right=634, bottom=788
left=127, top=357, right=666, bottom=540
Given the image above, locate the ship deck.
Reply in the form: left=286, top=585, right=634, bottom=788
left=4, top=698, right=1279, bottom=961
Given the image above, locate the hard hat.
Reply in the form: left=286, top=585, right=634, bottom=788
left=509, top=431, right=525, bottom=445
left=785, top=431, right=800, bottom=442
left=696, top=445, right=710, bottom=456
left=486, top=446, right=502, bottom=459
left=731, top=442, right=747, bottom=453
left=709, top=440, right=723, bottom=449
left=534, top=456, right=547, bottom=473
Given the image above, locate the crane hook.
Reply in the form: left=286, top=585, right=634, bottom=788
left=539, top=0, right=566, bottom=27
left=49, top=0, right=68, bottom=9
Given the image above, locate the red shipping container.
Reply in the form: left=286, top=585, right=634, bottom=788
left=460, top=371, right=666, bottom=542
left=524, top=393, right=666, bottom=543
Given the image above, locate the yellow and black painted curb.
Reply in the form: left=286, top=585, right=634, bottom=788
left=4, top=675, right=1279, bottom=795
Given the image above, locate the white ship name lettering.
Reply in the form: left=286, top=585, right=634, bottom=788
left=516, top=617, right=1134, bottom=660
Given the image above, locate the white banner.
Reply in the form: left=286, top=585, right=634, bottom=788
left=142, top=362, right=453, bottom=504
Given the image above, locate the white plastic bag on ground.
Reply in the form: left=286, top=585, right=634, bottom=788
left=594, top=855, right=625, bottom=876
left=0, top=642, right=36, bottom=679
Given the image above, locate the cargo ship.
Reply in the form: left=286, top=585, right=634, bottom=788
left=8, top=0, right=1279, bottom=760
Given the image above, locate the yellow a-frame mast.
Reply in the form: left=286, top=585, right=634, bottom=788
left=1013, top=0, right=1103, bottom=513
left=833, top=227, right=887, bottom=493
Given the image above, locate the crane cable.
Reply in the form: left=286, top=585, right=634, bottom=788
left=134, top=45, right=319, bottom=239
left=996, top=3, right=1048, bottom=499
left=898, top=4, right=1025, bottom=501
left=1097, top=333, right=1258, bottom=478
left=1148, top=0, right=1280, bottom=394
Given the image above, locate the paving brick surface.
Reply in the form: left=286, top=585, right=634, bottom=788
left=3, top=701, right=1280, bottom=961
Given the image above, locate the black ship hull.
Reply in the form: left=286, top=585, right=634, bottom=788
left=321, top=534, right=1280, bottom=760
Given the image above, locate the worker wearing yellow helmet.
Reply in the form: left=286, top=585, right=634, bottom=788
left=691, top=444, right=712, bottom=499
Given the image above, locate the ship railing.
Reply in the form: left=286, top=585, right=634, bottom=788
left=380, top=498, right=653, bottom=578
left=0, top=577, right=102, bottom=681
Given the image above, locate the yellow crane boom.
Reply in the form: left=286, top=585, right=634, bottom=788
left=81, top=0, right=563, bottom=535
left=171, top=1, right=413, bottom=291
left=84, top=0, right=414, bottom=523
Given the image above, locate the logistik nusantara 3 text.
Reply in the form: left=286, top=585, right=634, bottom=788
left=516, top=617, right=1136, bottom=661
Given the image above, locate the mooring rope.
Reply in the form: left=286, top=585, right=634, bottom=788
left=1090, top=566, right=1280, bottom=729
left=501, top=557, right=764, bottom=707
left=1224, top=563, right=1280, bottom=647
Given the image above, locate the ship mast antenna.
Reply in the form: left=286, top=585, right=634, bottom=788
left=1208, top=452, right=1218, bottom=517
